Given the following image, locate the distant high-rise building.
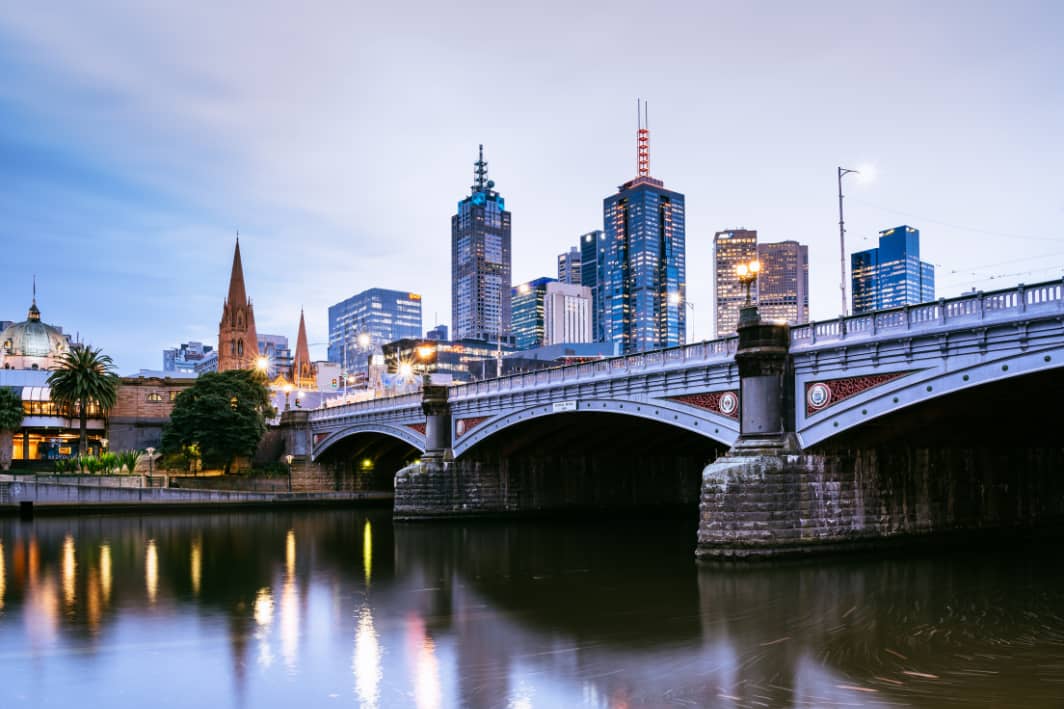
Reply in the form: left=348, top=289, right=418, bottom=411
left=425, top=324, right=448, bottom=341
left=579, top=230, right=609, bottom=342
left=217, top=238, right=260, bottom=372
left=328, top=289, right=422, bottom=376
left=602, top=101, right=686, bottom=354
left=511, top=277, right=557, bottom=350
left=756, top=241, right=810, bottom=326
left=544, top=282, right=593, bottom=346
left=557, top=246, right=582, bottom=285
left=163, top=341, right=213, bottom=374
left=258, top=334, right=291, bottom=378
left=714, top=229, right=759, bottom=337
left=851, top=225, right=935, bottom=314
left=452, top=145, right=512, bottom=344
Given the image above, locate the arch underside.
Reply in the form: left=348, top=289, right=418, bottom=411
left=312, top=423, right=425, bottom=461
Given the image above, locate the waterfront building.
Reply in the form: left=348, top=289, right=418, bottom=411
left=602, top=103, right=686, bottom=354
left=544, top=282, right=593, bottom=346
left=451, top=145, right=512, bottom=344
left=851, top=225, right=935, bottom=314
left=327, top=288, right=423, bottom=378
left=557, top=246, right=582, bottom=285
left=382, top=338, right=516, bottom=384
left=757, top=241, right=810, bottom=327
left=511, top=277, right=557, bottom=350
left=713, top=229, right=759, bottom=337
left=162, top=341, right=213, bottom=374
left=217, top=238, right=261, bottom=371
left=579, top=230, right=609, bottom=342
left=291, top=309, right=317, bottom=389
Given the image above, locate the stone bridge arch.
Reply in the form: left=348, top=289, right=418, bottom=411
left=312, top=423, right=425, bottom=462
left=451, top=397, right=738, bottom=459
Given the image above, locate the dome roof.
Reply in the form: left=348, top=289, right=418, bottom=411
left=1, top=301, right=68, bottom=361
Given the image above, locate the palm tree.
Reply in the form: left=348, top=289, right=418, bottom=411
left=0, top=386, right=24, bottom=471
left=47, top=345, right=120, bottom=456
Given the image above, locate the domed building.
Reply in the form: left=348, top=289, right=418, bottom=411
left=0, top=298, right=70, bottom=370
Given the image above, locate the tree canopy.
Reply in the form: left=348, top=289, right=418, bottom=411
left=162, top=369, right=273, bottom=472
left=0, top=386, right=23, bottom=432
left=47, top=344, right=120, bottom=455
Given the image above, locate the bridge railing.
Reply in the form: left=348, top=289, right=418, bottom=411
left=307, top=391, right=422, bottom=421
left=791, top=278, right=1064, bottom=346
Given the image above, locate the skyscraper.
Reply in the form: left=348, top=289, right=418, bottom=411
left=756, top=240, right=810, bottom=326
left=452, top=145, right=512, bottom=344
left=851, top=225, right=935, bottom=314
left=579, top=230, right=608, bottom=342
left=511, top=277, right=556, bottom=350
left=544, top=281, right=593, bottom=346
left=328, top=288, right=423, bottom=375
left=602, top=102, right=686, bottom=354
left=713, top=229, right=758, bottom=338
left=557, top=246, right=582, bottom=285
left=217, top=238, right=260, bottom=372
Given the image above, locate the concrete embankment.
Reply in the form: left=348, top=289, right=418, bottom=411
left=0, top=480, right=391, bottom=513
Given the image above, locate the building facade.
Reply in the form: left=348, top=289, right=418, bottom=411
left=382, top=338, right=515, bottom=384
left=851, top=225, right=935, bottom=314
left=162, top=341, right=213, bottom=374
left=451, top=145, right=512, bottom=344
left=217, top=238, right=260, bottom=371
left=557, top=246, right=582, bottom=285
left=757, top=240, right=810, bottom=326
left=579, top=229, right=609, bottom=343
left=327, top=288, right=423, bottom=377
left=544, top=282, right=593, bottom=346
left=511, top=277, right=557, bottom=351
left=713, top=229, right=759, bottom=337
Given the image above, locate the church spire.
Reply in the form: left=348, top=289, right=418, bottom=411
left=218, top=236, right=260, bottom=372
left=226, top=236, right=248, bottom=308
left=292, top=308, right=315, bottom=388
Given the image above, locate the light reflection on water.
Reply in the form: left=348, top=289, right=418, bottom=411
left=0, top=510, right=1061, bottom=708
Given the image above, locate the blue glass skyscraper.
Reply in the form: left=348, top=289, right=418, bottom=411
left=452, top=145, right=512, bottom=344
left=602, top=106, right=686, bottom=354
left=851, top=225, right=935, bottom=314
left=578, top=230, right=608, bottom=343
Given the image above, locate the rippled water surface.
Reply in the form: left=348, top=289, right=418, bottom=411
left=1, top=509, right=1063, bottom=708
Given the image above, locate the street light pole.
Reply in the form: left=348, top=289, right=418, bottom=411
left=837, top=166, right=860, bottom=317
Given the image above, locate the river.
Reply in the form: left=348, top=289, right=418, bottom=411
left=0, top=509, right=1062, bottom=708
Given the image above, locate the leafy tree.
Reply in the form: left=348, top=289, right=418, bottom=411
left=47, top=345, right=120, bottom=456
left=0, top=386, right=24, bottom=471
left=162, top=370, right=273, bottom=473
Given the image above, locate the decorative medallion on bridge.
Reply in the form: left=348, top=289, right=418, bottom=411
left=805, top=371, right=912, bottom=415
left=666, top=391, right=740, bottom=419
left=405, top=423, right=426, bottom=435
left=455, top=416, right=489, bottom=437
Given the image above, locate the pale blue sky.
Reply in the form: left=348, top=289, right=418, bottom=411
left=1, top=1, right=1061, bottom=372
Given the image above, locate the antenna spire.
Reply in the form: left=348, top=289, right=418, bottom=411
left=473, top=144, right=489, bottom=192
left=636, top=99, right=650, bottom=178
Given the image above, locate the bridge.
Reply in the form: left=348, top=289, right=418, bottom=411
left=277, top=279, right=1064, bottom=557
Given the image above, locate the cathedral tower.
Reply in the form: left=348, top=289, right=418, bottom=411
left=291, top=308, right=317, bottom=389
left=217, top=238, right=260, bottom=371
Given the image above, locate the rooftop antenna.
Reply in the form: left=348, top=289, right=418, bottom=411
left=637, top=99, right=650, bottom=178
left=473, top=144, right=489, bottom=192
left=32, top=274, right=37, bottom=305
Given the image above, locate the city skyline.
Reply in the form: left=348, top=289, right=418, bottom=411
left=2, top=3, right=1062, bottom=371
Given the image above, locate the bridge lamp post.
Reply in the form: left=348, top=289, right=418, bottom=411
left=283, top=382, right=294, bottom=411
left=285, top=453, right=293, bottom=492
left=415, top=343, right=438, bottom=386
left=837, top=165, right=874, bottom=317
left=736, top=259, right=761, bottom=326
left=668, top=292, right=696, bottom=342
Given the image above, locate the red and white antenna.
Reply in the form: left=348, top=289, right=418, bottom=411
left=637, top=98, right=650, bottom=178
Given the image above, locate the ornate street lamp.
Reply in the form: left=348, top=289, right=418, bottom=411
left=283, top=382, right=294, bottom=411
left=285, top=453, right=294, bottom=492
left=736, top=258, right=762, bottom=327
left=145, top=446, right=155, bottom=487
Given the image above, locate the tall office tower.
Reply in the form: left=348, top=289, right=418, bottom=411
left=756, top=240, right=810, bottom=326
left=578, top=230, right=609, bottom=342
left=602, top=101, right=686, bottom=354
left=327, top=288, right=423, bottom=375
left=544, top=282, right=593, bottom=346
left=217, top=238, right=260, bottom=372
left=452, top=145, right=512, bottom=344
left=713, top=229, right=759, bottom=337
left=511, top=277, right=557, bottom=350
left=851, top=225, right=935, bottom=314
left=557, top=246, right=582, bottom=285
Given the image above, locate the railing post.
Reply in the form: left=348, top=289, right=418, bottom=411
left=978, top=291, right=985, bottom=320
left=1017, top=283, right=1026, bottom=312
left=904, top=304, right=911, bottom=330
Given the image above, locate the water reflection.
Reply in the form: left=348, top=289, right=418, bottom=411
left=0, top=511, right=1061, bottom=708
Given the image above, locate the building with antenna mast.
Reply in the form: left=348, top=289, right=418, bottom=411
left=451, top=145, right=513, bottom=345
left=602, top=100, right=687, bottom=354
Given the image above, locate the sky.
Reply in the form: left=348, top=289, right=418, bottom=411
left=1, top=1, right=1062, bottom=373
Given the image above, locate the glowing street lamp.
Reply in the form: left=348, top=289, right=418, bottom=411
left=283, top=382, right=294, bottom=411
left=145, top=446, right=155, bottom=486
left=285, top=453, right=294, bottom=492
left=255, top=355, right=270, bottom=375
left=357, top=332, right=371, bottom=349
left=736, top=259, right=761, bottom=306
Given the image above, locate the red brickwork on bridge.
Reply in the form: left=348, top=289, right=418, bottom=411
left=667, top=391, right=740, bottom=419
left=405, top=423, right=426, bottom=435
left=455, top=416, right=489, bottom=437
left=805, top=371, right=912, bottom=415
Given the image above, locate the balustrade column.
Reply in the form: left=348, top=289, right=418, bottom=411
left=421, top=384, right=452, bottom=462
